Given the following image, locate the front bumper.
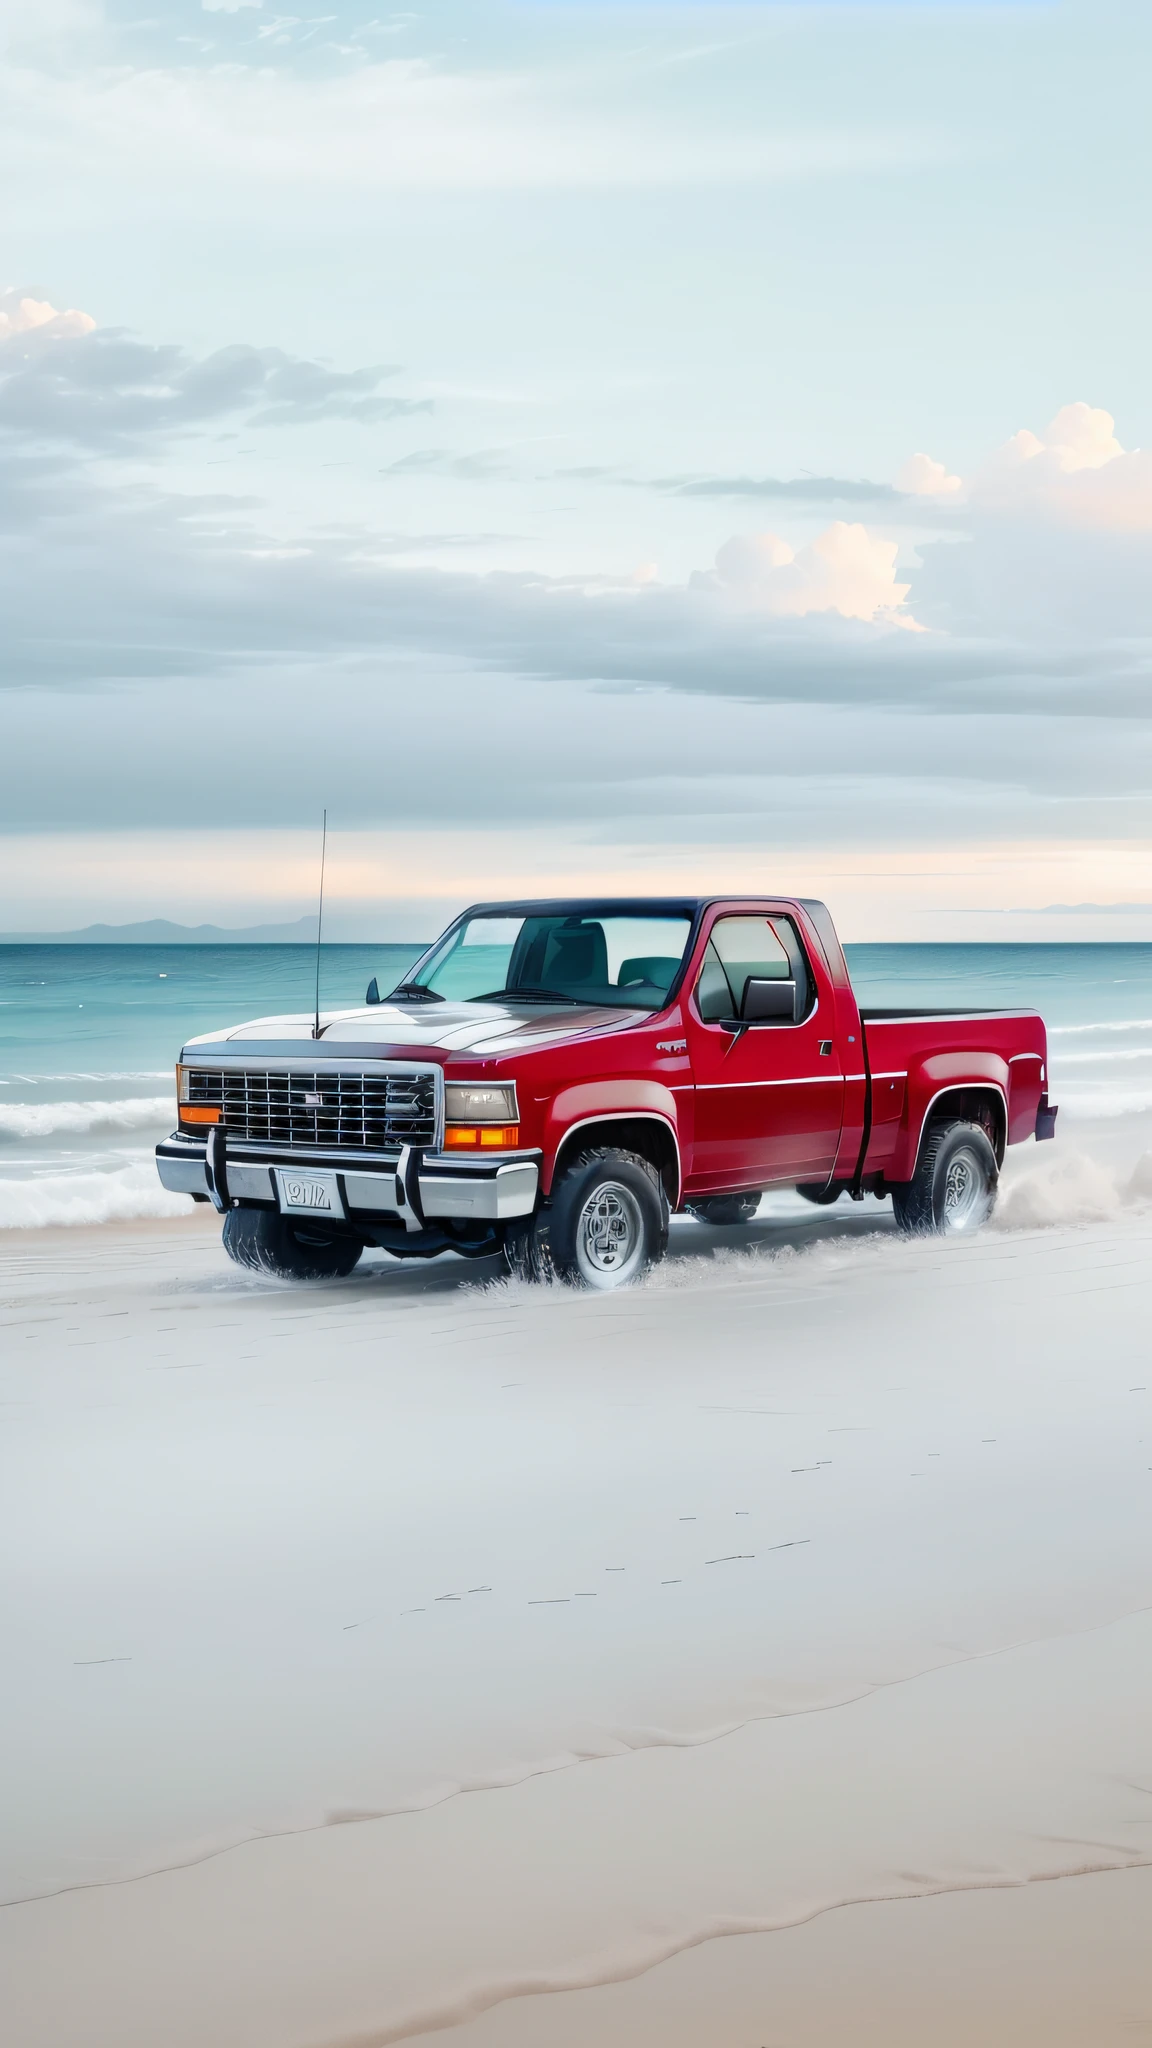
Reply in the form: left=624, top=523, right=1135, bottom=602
left=156, top=1134, right=540, bottom=1224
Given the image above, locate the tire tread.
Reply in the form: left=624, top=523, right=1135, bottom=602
left=891, top=1117, right=997, bottom=1235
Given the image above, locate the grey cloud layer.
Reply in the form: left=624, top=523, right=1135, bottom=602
left=0, top=322, right=426, bottom=449
left=648, top=474, right=910, bottom=506
left=3, top=451, right=1147, bottom=715
left=4, top=317, right=1152, bottom=847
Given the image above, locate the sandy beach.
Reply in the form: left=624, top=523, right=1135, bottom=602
left=3, top=1123, right=1152, bottom=2046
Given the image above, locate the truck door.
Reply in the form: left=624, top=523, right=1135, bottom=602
left=684, top=910, right=845, bottom=1190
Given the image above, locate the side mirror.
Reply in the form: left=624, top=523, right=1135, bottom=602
left=365, top=977, right=380, bottom=1005
left=742, top=976, right=798, bottom=1024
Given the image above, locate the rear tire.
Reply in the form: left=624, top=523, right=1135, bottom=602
left=222, top=1206, right=363, bottom=1279
left=687, top=1195, right=761, bottom=1226
left=507, top=1148, right=668, bottom=1290
left=891, top=1120, right=998, bottom=1236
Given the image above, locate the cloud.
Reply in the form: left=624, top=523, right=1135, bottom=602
left=651, top=472, right=906, bottom=505
left=0, top=50, right=954, bottom=205
left=665, top=474, right=906, bottom=505
left=382, top=447, right=513, bottom=481
left=6, top=450, right=1126, bottom=719
left=895, top=451, right=962, bottom=498
left=0, top=289, right=94, bottom=342
left=701, top=522, right=915, bottom=626
left=970, top=402, right=1152, bottom=531
left=1020, top=402, right=1123, bottom=474
left=0, top=0, right=100, bottom=57
left=0, top=309, right=427, bottom=449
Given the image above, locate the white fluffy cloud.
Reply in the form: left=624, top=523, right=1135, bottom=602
left=973, top=402, right=1152, bottom=530
left=0, top=291, right=94, bottom=343
left=895, top=451, right=962, bottom=498
left=1003, top=402, right=1123, bottom=474
left=891, top=404, right=1151, bottom=534
left=707, top=521, right=915, bottom=626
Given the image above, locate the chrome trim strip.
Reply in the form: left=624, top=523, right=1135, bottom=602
left=695, top=1075, right=846, bottom=1091
left=863, top=1010, right=1040, bottom=1026
left=182, top=1054, right=438, bottom=1074
left=177, top=1137, right=405, bottom=1165
left=419, top=1162, right=539, bottom=1222
left=421, top=1150, right=542, bottom=1176
left=156, top=1151, right=210, bottom=1197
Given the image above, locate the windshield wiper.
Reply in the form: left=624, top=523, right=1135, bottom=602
left=389, top=981, right=445, bottom=1002
left=472, top=985, right=583, bottom=1005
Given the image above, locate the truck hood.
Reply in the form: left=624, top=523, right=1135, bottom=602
left=183, top=1000, right=648, bottom=1058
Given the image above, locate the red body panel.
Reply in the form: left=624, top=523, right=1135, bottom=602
left=439, top=898, right=1049, bottom=1204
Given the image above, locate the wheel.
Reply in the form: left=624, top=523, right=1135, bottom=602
left=501, top=1214, right=555, bottom=1283
left=687, top=1195, right=761, bottom=1226
left=890, top=1120, right=998, bottom=1236
left=222, top=1206, right=363, bottom=1279
left=795, top=1184, right=842, bottom=1207
left=516, top=1148, right=668, bottom=1290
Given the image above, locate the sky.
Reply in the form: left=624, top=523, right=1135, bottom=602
left=2, top=0, right=1151, bottom=941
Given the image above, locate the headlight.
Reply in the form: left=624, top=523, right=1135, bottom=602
left=445, top=1082, right=518, bottom=1123
left=443, top=1080, right=520, bottom=1150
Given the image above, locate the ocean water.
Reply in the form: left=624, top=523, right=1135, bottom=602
left=2, top=941, right=1151, bottom=1229
left=0, top=945, right=419, bottom=1229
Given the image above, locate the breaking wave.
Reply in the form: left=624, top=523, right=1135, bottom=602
left=0, top=1096, right=174, bottom=1140
left=0, top=1160, right=191, bottom=1230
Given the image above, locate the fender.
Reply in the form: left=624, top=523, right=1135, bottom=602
left=891, top=1052, right=1010, bottom=1183
left=543, top=1080, right=683, bottom=1200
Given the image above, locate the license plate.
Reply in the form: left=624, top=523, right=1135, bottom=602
left=275, top=1168, right=345, bottom=1219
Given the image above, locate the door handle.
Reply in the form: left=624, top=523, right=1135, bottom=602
left=819, top=1040, right=833, bottom=1057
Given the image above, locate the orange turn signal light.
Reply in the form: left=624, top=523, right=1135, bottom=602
left=180, top=1105, right=221, bottom=1125
left=444, top=1123, right=520, bottom=1150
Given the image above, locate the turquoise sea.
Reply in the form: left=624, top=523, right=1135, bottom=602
left=2, top=941, right=1151, bottom=1227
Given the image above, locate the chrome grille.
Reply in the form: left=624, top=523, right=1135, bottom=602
left=185, top=1067, right=436, bottom=1150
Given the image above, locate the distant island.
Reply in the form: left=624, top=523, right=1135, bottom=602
left=0, top=918, right=426, bottom=945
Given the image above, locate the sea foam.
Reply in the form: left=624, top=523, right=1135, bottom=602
left=0, top=1097, right=174, bottom=1140
left=0, top=1160, right=190, bottom=1230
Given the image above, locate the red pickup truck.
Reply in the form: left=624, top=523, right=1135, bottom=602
left=157, top=896, right=1056, bottom=1289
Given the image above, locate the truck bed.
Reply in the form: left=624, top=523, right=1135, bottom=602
left=854, top=1004, right=1048, bottom=1181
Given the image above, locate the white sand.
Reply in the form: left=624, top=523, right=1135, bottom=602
left=2, top=1119, right=1152, bottom=2044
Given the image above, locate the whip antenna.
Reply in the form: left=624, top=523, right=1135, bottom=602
left=312, top=808, right=328, bottom=1040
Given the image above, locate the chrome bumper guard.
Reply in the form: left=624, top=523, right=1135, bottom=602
left=156, top=1135, right=539, bottom=1223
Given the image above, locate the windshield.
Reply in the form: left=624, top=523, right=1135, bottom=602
left=395, top=911, right=694, bottom=1010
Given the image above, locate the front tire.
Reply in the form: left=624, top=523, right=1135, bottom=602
left=222, top=1206, right=363, bottom=1279
left=509, top=1148, right=668, bottom=1290
left=891, top=1120, right=998, bottom=1236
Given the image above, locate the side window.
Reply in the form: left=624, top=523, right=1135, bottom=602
left=694, top=915, right=813, bottom=1023
left=695, top=941, right=733, bottom=1021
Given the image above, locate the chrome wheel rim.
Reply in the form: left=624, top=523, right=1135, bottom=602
left=941, top=1146, right=989, bottom=1231
left=575, top=1181, right=646, bottom=1287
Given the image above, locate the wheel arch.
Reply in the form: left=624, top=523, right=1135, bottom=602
left=896, top=1081, right=1008, bottom=1184
left=546, top=1113, right=681, bottom=1208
